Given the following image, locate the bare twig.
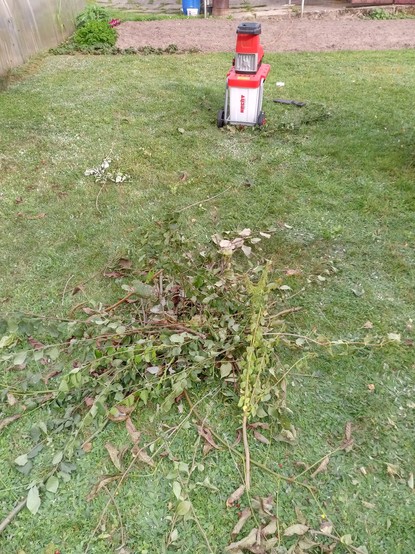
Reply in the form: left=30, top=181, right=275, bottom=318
left=176, top=184, right=234, bottom=213
left=0, top=498, right=26, bottom=535
left=61, top=274, right=74, bottom=305
left=242, top=414, right=251, bottom=491
left=106, top=291, right=135, bottom=313
left=103, top=485, right=125, bottom=547
left=95, top=183, right=105, bottom=214
left=310, top=530, right=367, bottom=554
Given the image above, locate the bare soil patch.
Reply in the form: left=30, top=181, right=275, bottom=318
left=117, top=18, right=415, bottom=53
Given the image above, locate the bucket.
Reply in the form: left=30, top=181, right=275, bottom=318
left=182, top=0, right=200, bottom=15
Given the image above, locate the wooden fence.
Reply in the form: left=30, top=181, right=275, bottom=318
left=0, top=0, right=85, bottom=75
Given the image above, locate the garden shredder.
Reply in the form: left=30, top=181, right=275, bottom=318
left=217, top=22, right=270, bottom=127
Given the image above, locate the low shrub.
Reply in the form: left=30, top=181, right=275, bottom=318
left=73, top=20, right=117, bottom=47
left=75, top=4, right=111, bottom=28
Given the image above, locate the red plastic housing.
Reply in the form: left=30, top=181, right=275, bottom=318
left=235, top=34, right=264, bottom=64
left=227, top=64, right=270, bottom=89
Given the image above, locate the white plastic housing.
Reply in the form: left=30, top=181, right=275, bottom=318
left=229, top=85, right=261, bottom=125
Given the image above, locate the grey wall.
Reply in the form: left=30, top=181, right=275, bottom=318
left=0, top=0, right=85, bottom=74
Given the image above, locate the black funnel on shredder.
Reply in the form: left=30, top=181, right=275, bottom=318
left=237, top=22, right=262, bottom=35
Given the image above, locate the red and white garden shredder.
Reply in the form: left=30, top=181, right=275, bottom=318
left=217, top=22, right=270, bottom=127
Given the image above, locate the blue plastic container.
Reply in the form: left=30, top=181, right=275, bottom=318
left=182, top=0, right=200, bottom=15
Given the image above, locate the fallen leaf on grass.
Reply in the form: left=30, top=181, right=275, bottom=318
left=386, top=463, right=400, bottom=478
left=362, top=321, right=373, bottom=329
left=231, top=508, right=252, bottom=536
left=7, top=393, right=17, bottom=406
left=131, top=444, right=155, bottom=467
left=28, top=336, right=44, bottom=350
left=408, top=472, right=414, bottom=490
left=320, top=519, right=333, bottom=535
left=86, top=475, right=119, bottom=501
left=226, top=484, right=245, bottom=508
left=262, top=516, right=277, bottom=536
left=126, top=417, right=141, bottom=444
left=253, top=430, right=270, bottom=445
left=105, top=442, right=122, bottom=471
left=340, top=421, right=354, bottom=452
left=361, top=501, right=375, bottom=509
left=226, top=528, right=257, bottom=552
left=283, top=523, right=309, bottom=537
left=198, top=425, right=219, bottom=456
left=42, top=370, right=61, bottom=384
left=82, top=442, right=92, bottom=453
left=285, top=268, right=302, bottom=276
left=0, top=414, right=21, bottom=432
left=311, top=456, right=330, bottom=478
left=251, top=495, right=274, bottom=516
left=248, top=422, right=270, bottom=430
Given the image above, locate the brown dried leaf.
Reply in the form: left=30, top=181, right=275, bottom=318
left=131, top=445, right=155, bottom=467
left=285, top=268, right=302, bottom=276
left=105, top=442, right=122, bottom=471
left=71, top=284, right=86, bottom=295
left=386, top=463, right=400, bottom=477
left=0, top=414, right=21, bottom=432
left=363, top=321, right=373, bottom=329
left=251, top=495, right=274, bottom=516
left=247, top=422, right=270, bottom=430
left=7, top=393, right=17, bottom=406
left=311, top=456, right=330, bottom=478
left=226, top=484, right=245, bottom=508
left=262, top=516, right=277, bottom=536
left=283, top=523, right=309, bottom=537
left=118, top=258, right=132, bottom=269
left=344, top=421, right=352, bottom=441
left=86, top=475, right=119, bottom=501
left=231, top=508, right=252, bottom=537
left=203, top=442, right=214, bottom=457
left=197, top=425, right=219, bottom=450
left=226, top=528, right=257, bottom=552
left=232, top=429, right=242, bottom=447
left=103, top=271, right=124, bottom=279
left=28, top=336, right=44, bottom=350
left=253, top=430, right=270, bottom=445
left=126, top=417, right=141, bottom=444
left=43, top=370, right=61, bottom=384
left=82, top=442, right=92, bottom=453
left=320, top=519, right=333, bottom=535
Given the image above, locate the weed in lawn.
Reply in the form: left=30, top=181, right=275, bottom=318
left=0, top=50, right=414, bottom=553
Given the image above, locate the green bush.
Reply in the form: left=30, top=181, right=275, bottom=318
left=73, top=20, right=117, bottom=47
left=75, top=4, right=110, bottom=28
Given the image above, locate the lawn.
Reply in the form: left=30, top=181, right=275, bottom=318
left=0, top=49, right=414, bottom=554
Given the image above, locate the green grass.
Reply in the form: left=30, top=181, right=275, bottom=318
left=1, top=50, right=415, bottom=553
left=107, top=8, right=183, bottom=21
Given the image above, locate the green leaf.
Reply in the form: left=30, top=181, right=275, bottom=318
left=170, top=334, right=185, bottom=344
left=13, top=351, right=28, bottom=365
left=172, top=481, right=181, bottom=500
left=52, top=451, right=63, bottom=465
left=45, top=475, right=59, bottom=493
left=48, top=347, right=60, bottom=361
left=176, top=500, right=191, bottom=516
left=341, top=534, right=353, bottom=545
left=27, top=444, right=44, bottom=459
left=16, top=461, right=33, bottom=475
left=220, top=362, right=232, bottom=378
left=15, top=454, right=28, bottom=466
left=26, top=486, right=41, bottom=515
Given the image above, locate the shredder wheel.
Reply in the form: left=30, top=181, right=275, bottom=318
left=257, top=111, right=266, bottom=126
left=217, top=109, right=225, bottom=128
